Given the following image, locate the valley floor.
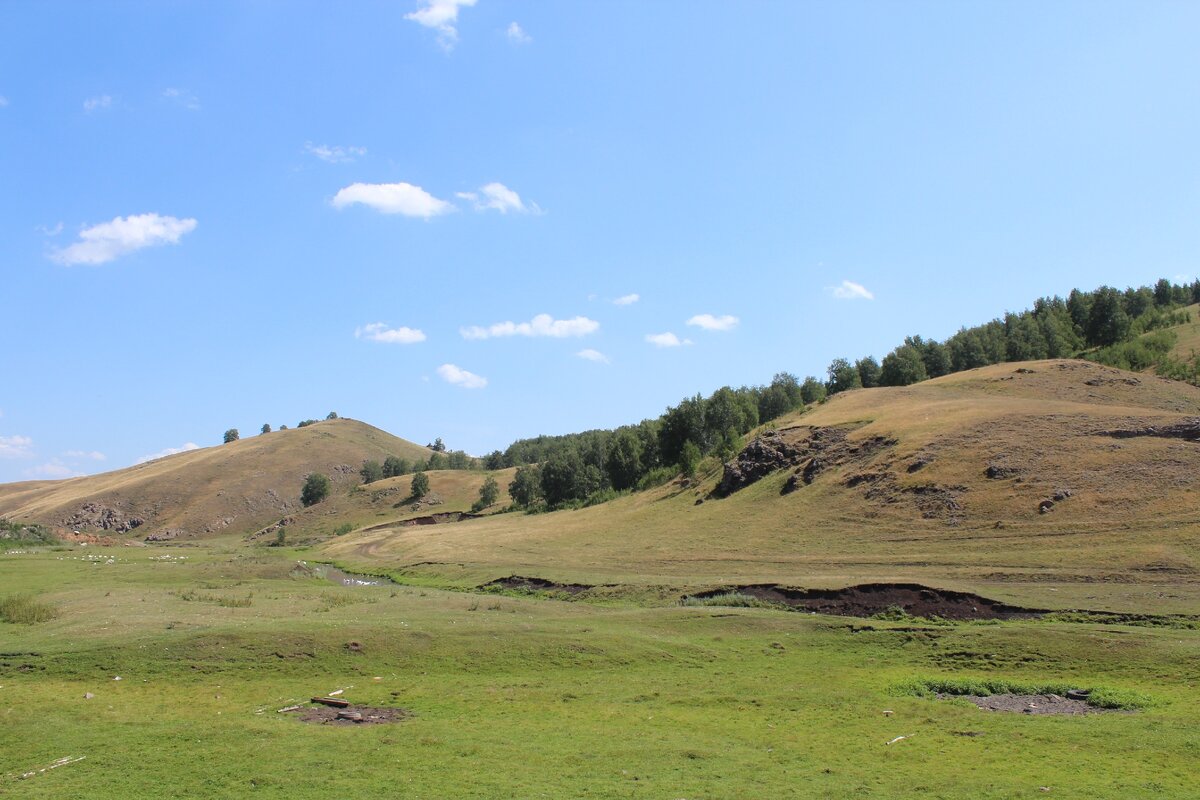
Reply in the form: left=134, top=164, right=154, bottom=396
left=2, top=544, right=1198, bottom=799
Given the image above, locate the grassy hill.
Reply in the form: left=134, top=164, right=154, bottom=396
left=0, top=418, right=433, bottom=541
left=324, top=359, right=1200, bottom=613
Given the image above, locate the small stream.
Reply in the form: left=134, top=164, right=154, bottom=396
left=303, top=561, right=395, bottom=587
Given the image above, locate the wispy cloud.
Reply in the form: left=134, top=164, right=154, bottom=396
left=456, top=182, right=537, bottom=214
left=162, top=87, right=200, bottom=110
left=65, top=450, right=106, bottom=461
left=332, top=182, right=454, bottom=218
left=506, top=22, right=532, bottom=45
left=355, top=322, right=427, bottom=344
left=26, top=460, right=82, bottom=479
left=0, top=435, right=33, bottom=458
left=686, top=313, right=739, bottom=331
left=36, top=222, right=64, bottom=236
left=304, top=142, right=366, bottom=164
left=437, top=363, right=487, bottom=389
left=830, top=280, right=874, bottom=300
left=645, top=332, right=693, bottom=348
left=406, top=0, right=477, bottom=50
left=136, top=442, right=200, bottom=464
left=576, top=349, right=610, bottom=364
left=613, top=293, right=639, bottom=306
left=83, top=94, right=112, bottom=113
left=50, top=213, right=197, bottom=266
left=461, top=314, right=599, bottom=340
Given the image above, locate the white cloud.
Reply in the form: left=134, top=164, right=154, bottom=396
left=36, top=222, right=64, bottom=236
left=65, top=450, right=106, bottom=461
left=406, top=0, right=477, bottom=49
left=686, top=313, right=739, bottom=331
left=437, top=363, right=487, bottom=389
left=645, top=332, right=693, bottom=348
left=136, top=442, right=200, bottom=464
left=26, top=460, right=82, bottom=479
left=461, top=313, right=600, bottom=340
left=332, top=182, right=454, bottom=218
left=83, top=94, right=112, bottom=112
left=613, top=293, right=639, bottom=306
left=0, top=435, right=33, bottom=458
left=456, top=182, right=537, bottom=214
left=162, top=87, right=200, bottom=110
left=831, top=280, right=875, bottom=300
left=355, top=322, right=427, bottom=344
left=305, top=142, right=366, bottom=163
left=576, top=349, right=610, bottom=364
left=50, top=213, right=198, bottom=266
left=506, top=22, right=532, bottom=44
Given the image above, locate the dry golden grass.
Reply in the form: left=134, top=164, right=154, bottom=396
left=0, top=419, right=432, bottom=541
left=324, top=360, right=1200, bottom=613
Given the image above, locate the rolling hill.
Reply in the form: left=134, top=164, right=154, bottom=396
left=323, top=359, right=1200, bottom=612
left=0, top=418, right=434, bottom=541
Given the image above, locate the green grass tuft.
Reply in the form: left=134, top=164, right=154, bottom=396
left=679, top=592, right=777, bottom=609
left=0, top=593, right=59, bottom=624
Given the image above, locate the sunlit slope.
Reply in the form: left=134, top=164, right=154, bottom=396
left=0, top=419, right=432, bottom=540
left=264, top=467, right=517, bottom=541
left=325, top=360, right=1200, bottom=611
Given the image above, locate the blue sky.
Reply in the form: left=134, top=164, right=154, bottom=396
left=3, top=1, right=1200, bottom=482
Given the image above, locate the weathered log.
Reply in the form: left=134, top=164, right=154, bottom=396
left=311, top=696, right=350, bottom=708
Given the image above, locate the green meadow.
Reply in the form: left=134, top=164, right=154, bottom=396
left=2, top=544, right=1197, bottom=799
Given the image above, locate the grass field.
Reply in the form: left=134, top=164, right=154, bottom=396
left=1, top=542, right=1198, bottom=799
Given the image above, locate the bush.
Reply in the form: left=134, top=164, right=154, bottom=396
left=637, top=466, right=676, bottom=491
left=410, top=471, right=430, bottom=498
left=471, top=475, right=500, bottom=512
left=360, top=460, right=384, bottom=484
left=301, top=473, right=331, bottom=506
left=0, top=593, right=58, bottom=624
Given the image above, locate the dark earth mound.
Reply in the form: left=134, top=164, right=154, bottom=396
left=483, top=576, right=594, bottom=595
left=940, top=693, right=1112, bottom=715
left=401, top=512, right=482, bottom=526
left=1097, top=418, right=1200, bottom=441
left=286, top=703, right=409, bottom=725
left=686, top=583, right=1042, bottom=620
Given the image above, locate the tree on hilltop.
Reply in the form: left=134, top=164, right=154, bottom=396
left=260, top=423, right=271, bottom=434
left=223, top=428, right=240, bottom=444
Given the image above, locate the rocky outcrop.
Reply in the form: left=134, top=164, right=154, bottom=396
left=62, top=502, right=145, bottom=533
left=714, top=432, right=805, bottom=497
left=1097, top=419, right=1200, bottom=441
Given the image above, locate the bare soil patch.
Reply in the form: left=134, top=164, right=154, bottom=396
left=286, top=703, right=410, bottom=725
left=483, top=576, right=593, bottom=595
left=686, top=582, right=1042, bottom=620
left=940, top=693, right=1114, bottom=715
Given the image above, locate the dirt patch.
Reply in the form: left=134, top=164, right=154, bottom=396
left=400, top=512, right=482, bottom=527
left=285, top=703, right=409, bottom=725
left=483, top=576, right=593, bottom=595
left=684, top=583, right=1042, bottom=621
left=939, top=693, right=1111, bottom=715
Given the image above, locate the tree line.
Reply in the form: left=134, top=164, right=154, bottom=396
left=489, top=277, right=1200, bottom=513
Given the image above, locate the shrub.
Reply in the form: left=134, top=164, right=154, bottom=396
left=410, top=471, right=430, bottom=498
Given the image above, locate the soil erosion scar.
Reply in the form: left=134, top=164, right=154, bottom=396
left=684, top=583, right=1044, bottom=620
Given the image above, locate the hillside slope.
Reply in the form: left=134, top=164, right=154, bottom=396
left=325, top=360, right=1200, bottom=611
left=0, top=419, right=432, bottom=540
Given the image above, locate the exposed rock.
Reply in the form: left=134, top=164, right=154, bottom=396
left=143, top=528, right=185, bottom=542
left=62, top=502, right=145, bottom=533
left=1039, top=499, right=1055, bottom=514
left=906, top=456, right=932, bottom=473
left=1096, top=418, right=1200, bottom=441
left=714, top=432, right=805, bottom=497
left=985, top=463, right=1020, bottom=479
